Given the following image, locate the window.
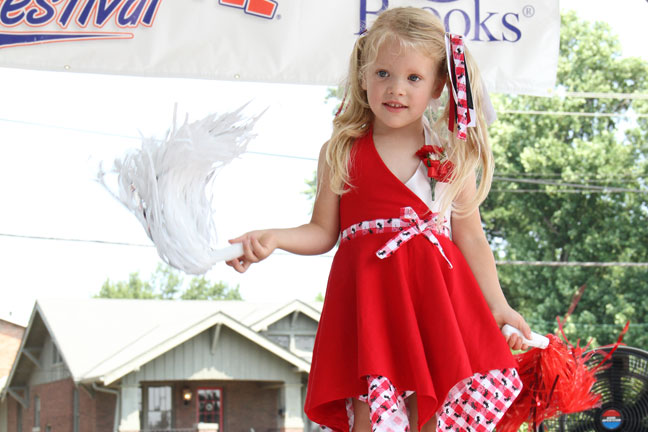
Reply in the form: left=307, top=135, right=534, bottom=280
left=267, top=334, right=290, bottom=349
left=34, top=395, right=41, bottom=429
left=52, top=343, right=63, bottom=365
left=197, top=388, right=222, bottom=425
left=146, top=386, right=172, bottom=430
left=295, top=335, right=315, bottom=352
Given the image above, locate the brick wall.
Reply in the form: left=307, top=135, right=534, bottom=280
left=9, top=378, right=279, bottom=432
left=95, top=390, right=116, bottom=432
left=223, top=381, right=280, bottom=432
left=0, top=320, right=24, bottom=377
left=4, top=378, right=115, bottom=432
left=33, top=378, right=75, bottom=430
left=6, top=397, right=19, bottom=432
left=78, top=385, right=97, bottom=432
left=4, top=378, right=73, bottom=432
left=165, top=380, right=280, bottom=432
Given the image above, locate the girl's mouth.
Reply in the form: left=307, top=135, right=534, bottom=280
left=383, top=102, right=407, bottom=112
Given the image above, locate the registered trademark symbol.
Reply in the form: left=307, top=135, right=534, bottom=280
left=276, top=14, right=282, bottom=20
left=522, top=5, right=535, bottom=17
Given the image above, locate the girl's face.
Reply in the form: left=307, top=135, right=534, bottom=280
left=362, top=39, right=444, bottom=134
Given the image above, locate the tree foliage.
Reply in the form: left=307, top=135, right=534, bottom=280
left=483, top=11, right=648, bottom=348
left=96, top=264, right=242, bottom=301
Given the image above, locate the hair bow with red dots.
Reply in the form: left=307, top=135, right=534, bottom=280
left=445, top=33, right=476, bottom=141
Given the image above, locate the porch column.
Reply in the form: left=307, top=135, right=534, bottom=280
left=281, top=382, right=305, bottom=432
left=118, top=386, right=140, bottom=432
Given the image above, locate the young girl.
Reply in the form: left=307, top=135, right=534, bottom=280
left=227, top=7, right=531, bottom=432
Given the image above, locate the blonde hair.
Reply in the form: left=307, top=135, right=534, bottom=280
left=325, top=7, right=494, bottom=218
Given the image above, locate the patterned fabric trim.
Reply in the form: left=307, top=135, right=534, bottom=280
left=437, top=368, right=522, bottom=432
left=319, top=369, right=521, bottom=432
left=340, top=206, right=453, bottom=268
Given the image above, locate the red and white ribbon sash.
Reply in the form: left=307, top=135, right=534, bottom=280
left=340, top=206, right=453, bottom=268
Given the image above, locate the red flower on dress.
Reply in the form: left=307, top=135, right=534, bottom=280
left=416, top=145, right=454, bottom=182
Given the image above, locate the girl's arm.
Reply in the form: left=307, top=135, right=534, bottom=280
left=452, top=171, right=532, bottom=350
left=226, top=142, right=340, bottom=273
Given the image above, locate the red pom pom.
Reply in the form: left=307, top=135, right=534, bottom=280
left=497, top=320, right=629, bottom=432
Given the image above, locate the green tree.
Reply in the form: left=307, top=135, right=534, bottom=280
left=96, top=264, right=242, bottom=301
left=96, top=272, right=157, bottom=299
left=483, top=11, right=648, bottom=348
left=182, top=276, right=242, bottom=300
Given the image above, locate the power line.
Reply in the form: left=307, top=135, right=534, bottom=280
left=0, top=117, right=140, bottom=140
left=0, top=117, right=319, bottom=161
left=496, top=260, right=648, bottom=267
left=498, top=172, right=646, bottom=184
left=3, top=233, right=646, bottom=267
left=525, top=321, right=648, bottom=328
left=500, top=172, right=643, bottom=179
left=490, top=189, right=644, bottom=194
left=0, top=116, right=645, bottom=190
left=562, top=91, right=648, bottom=100
left=499, top=109, right=648, bottom=118
left=0, top=233, right=153, bottom=248
left=0, top=115, right=645, bottom=166
left=493, top=176, right=647, bottom=194
left=246, top=151, right=317, bottom=161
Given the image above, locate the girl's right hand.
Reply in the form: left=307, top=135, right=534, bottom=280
left=226, top=230, right=277, bottom=273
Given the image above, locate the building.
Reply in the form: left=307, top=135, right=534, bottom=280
left=0, top=317, right=26, bottom=432
left=0, top=298, right=322, bottom=432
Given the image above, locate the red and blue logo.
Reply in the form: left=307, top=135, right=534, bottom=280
left=601, top=409, right=623, bottom=430
left=0, top=0, right=279, bottom=49
left=218, top=0, right=278, bottom=19
left=0, top=0, right=162, bottom=48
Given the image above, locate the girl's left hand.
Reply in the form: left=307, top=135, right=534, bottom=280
left=492, top=304, right=532, bottom=351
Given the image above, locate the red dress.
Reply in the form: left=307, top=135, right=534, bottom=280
left=304, top=129, right=521, bottom=431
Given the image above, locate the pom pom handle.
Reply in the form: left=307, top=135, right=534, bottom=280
left=209, top=243, right=244, bottom=264
left=501, top=324, right=549, bottom=349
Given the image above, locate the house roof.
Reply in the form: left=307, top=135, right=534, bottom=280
left=4, top=298, right=322, bottom=392
left=0, top=312, right=28, bottom=328
left=251, top=299, right=323, bottom=332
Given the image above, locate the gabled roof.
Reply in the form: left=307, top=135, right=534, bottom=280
left=0, top=311, right=28, bottom=328
left=3, top=298, right=321, bottom=393
left=251, top=299, right=322, bottom=331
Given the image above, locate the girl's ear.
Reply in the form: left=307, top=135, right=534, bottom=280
left=360, top=73, right=367, bottom=91
left=431, top=76, right=446, bottom=99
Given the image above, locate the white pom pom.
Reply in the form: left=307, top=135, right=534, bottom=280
left=98, top=104, right=261, bottom=274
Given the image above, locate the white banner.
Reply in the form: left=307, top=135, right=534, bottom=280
left=0, top=0, right=559, bottom=95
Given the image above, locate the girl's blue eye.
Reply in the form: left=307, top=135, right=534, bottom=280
left=377, top=70, right=388, bottom=78
left=409, top=75, right=421, bottom=82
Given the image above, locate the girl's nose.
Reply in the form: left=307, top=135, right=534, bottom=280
left=387, top=80, right=406, bottom=96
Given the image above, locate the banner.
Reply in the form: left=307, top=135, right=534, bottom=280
left=0, top=0, right=560, bottom=95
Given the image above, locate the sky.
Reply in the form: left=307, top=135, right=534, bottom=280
left=1, top=0, right=647, bottom=326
